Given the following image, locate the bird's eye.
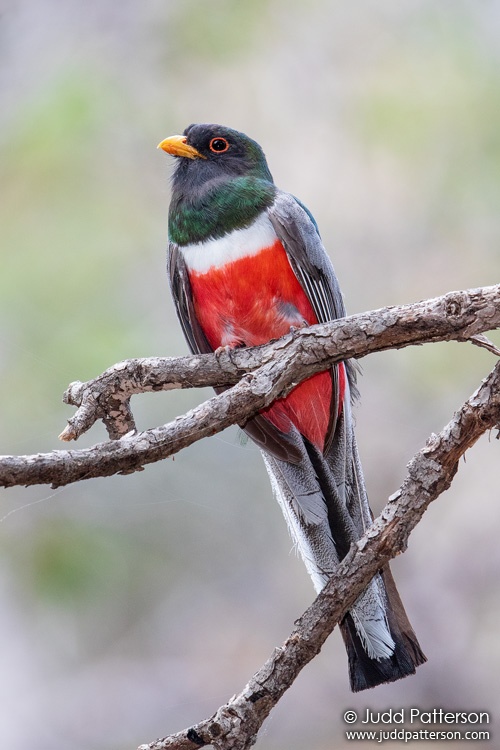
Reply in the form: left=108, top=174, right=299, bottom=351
left=209, top=137, right=230, bottom=153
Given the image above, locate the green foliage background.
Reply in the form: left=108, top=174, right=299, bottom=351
left=1, top=2, right=499, bottom=748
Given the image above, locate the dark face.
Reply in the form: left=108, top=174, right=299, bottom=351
left=158, top=123, right=274, bottom=190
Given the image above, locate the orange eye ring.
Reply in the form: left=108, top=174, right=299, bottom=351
left=209, top=137, right=230, bottom=153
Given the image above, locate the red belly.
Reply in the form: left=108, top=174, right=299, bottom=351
left=188, top=240, right=334, bottom=451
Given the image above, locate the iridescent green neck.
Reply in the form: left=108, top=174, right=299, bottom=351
left=169, top=176, right=276, bottom=246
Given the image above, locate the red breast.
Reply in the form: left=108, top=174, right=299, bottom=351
left=183, top=232, right=339, bottom=452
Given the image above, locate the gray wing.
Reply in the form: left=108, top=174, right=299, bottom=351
left=167, top=243, right=212, bottom=356
left=269, top=191, right=356, bottom=449
left=268, top=191, right=346, bottom=324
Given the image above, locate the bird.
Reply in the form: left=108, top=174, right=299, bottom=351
left=158, top=123, right=426, bottom=692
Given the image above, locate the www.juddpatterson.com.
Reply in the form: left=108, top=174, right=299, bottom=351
left=342, top=709, right=490, bottom=743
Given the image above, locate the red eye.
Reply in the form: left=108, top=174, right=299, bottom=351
left=209, top=137, right=230, bottom=153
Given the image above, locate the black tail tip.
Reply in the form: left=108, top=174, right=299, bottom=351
left=341, top=612, right=426, bottom=692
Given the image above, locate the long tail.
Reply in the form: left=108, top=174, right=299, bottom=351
left=261, top=400, right=425, bottom=691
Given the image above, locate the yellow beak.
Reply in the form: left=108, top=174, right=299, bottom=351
left=157, top=135, right=206, bottom=160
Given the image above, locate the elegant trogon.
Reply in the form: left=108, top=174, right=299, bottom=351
left=158, top=123, right=426, bottom=692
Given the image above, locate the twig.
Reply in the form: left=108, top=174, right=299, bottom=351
left=469, top=333, right=500, bottom=357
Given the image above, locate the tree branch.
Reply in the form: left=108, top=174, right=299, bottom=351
left=0, top=285, right=499, bottom=489
left=1, top=284, right=499, bottom=748
left=138, top=360, right=500, bottom=750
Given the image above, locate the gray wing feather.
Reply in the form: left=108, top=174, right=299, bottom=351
left=168, top=243, right=212, bottom=355
left=268, top=192, right=354, bottom=449
left=268, top=191, right=346, bottom=324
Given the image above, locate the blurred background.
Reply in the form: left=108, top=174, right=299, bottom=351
left=1, top=1, right=499, bottom=748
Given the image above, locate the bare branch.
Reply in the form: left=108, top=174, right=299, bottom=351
left=0, top=285, right=499, bottom=490
left=60, top=284, right=500, bottom=442
left=139, top=361, right=500, bottom=750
